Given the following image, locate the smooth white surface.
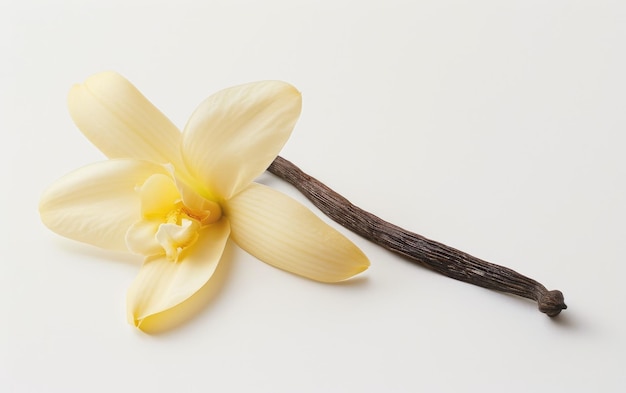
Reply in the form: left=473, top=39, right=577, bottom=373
left=2, top=1, right=625, bottom=392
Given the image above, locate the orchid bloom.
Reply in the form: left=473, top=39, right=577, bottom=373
left=39, top=72, right=369, bottom=329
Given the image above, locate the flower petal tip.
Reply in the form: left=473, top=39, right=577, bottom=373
left=356, top=259, right=371, bottom=275
left=131, top=317, right=141, bottom=329
left=327, top=255, right=371, bottom=283
left=83, top=70, right=125, bottom=86
left=128, top=308, right=150, bottom=331
left=67, top=71, right=124, bottom=102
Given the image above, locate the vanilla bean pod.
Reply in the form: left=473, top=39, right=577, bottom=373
left=268, top=156, right=566, bottom=316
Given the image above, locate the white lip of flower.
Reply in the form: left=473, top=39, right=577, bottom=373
left=39, top=71, right=370, bottom=331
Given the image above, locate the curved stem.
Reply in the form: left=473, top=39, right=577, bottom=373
left=268, top=156, right=566, bottom=317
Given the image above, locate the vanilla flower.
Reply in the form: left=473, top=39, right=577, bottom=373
left=39, top=72, right=369, bottom=329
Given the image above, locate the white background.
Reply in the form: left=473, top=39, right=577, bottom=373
left=1, top=1, right=625, bottom=392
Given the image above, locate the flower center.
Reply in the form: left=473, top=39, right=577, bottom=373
left=125, top=173, right=221, bottom=262
left=155, top=205, right=201, bottom=261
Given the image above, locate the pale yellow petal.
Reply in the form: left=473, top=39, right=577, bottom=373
left=139, top=173, right=180, bottom=219
left=68, top=71, right=184, bottom=168
left=181, top=81, right=302, bottom=200
left=226, top=183, right=369, bottom=282
left=39, top=160, right=168, bottom=251
left=125, top=220, right=162, bottom=257
left=127, top=219, right=230, bottom=329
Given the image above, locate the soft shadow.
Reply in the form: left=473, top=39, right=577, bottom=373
left=331, top=275, right=371, bottom=287
left=57, top=239, right=140, bottom=266
left=256, top=172, right=281, bottom=187
left=137, top=240, right=236, bottom=335
left=482, top=289, right=580, bottom=329
left=547, top=310, right=580, bottom=330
